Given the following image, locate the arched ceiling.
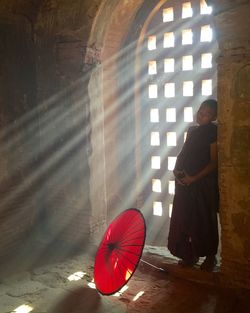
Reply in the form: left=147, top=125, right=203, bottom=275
left=0, top=0, right=248, bottom=46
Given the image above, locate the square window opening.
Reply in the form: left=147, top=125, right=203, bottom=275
left=201, top=53, right=212, bottom=68
left=148, top=60, right=157, bottom=74
left=163, top=7, right=174, bottom=22
left=168, top=156, right=177, bottom=171
left=153, top=201, right=163, bottom=216
left=182, top=29, right=193, bottom=45
left=166, top=108, right=176, bottom=122
left=182, top=2, right=193, bottom=18
left=169, top=204, right=173, bottom=218
left=164, top=32, right=175, bottom=48
left=182, top=55, right=193, bottom=71
left=165, top=83, right=175, bottom=98
left=184, top=107, right=193, bottom=122
left=200, top=0, right=213, bottom=15
left=152, top=179, right=162, bottom=193
left=148, top=84, right=158, bottom=98
left=200, top=25, right=213, bottom=42
left=151, top=156, right=161, bottom=169
left=202, top=79, right=212, bottom=95
left=167, top=132, right=177, bottom=146
left=183, top=81, right=194, bottom=96
left=168, top=180, right=175, bottom=195
left=151, top=132, right=160, bottom=146
left=164, top=58, right=175, bottom=72
left=148, top=36, right=157, bottom=50
left=150, top=108, right=159, bottom=123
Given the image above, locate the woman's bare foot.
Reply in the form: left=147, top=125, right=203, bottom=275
left=200, top=256, right=217, bottom=271
left=178, top=257, right=199, bottom=267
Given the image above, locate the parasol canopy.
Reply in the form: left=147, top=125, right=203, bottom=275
left=94, top=208, right=146, bottom=295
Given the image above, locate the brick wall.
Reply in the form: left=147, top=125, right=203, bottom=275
left=0, top=14, right=38, bottom=257
left=0, top=1, right=249, bottom=291
left=215, top=1, right=250, bottom=289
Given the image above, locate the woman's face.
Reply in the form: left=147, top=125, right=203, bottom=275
left=196, top=105, right=216, bottom=125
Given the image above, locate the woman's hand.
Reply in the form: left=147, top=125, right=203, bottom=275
left=180, top=171, right=196, bottom=185
left=173, top=170, right=184, bottom=178
left=180, top=142, right=218, bottom=185
left=174, top=170, right=185, bottom=185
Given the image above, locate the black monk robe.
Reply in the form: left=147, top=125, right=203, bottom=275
left=168, top=123, right=219, bottom=259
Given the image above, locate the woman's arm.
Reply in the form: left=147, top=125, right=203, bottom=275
left=173, top=169, right=185, bottom=185
left=180, top=142, right=218, bottom=185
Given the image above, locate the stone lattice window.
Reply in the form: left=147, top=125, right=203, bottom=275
left=141, top=0, right=217, bottom=244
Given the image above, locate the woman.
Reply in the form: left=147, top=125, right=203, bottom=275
left=168, top=99, right=219, bottom=271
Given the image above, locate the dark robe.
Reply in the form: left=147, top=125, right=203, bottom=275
left=168, top=123, right=219, bottom=260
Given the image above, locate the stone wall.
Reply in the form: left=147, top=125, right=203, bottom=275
left=0, top=12, right=38, bottom=257
left=0, top=0, right=249, bottom=291
left=0, top=0, right=105, bottom=255
left=33, top=0, right=103, bottom=246
left=215, top=1, right=250, bottom=288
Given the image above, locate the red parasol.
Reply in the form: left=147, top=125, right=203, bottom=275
left=94, top=208, right=146, bottom=295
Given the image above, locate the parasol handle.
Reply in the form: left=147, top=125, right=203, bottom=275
left=140, top=259, right=166, bottom=272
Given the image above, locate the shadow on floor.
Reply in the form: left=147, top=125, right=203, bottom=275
left=49, top=287, right=102, bottom=313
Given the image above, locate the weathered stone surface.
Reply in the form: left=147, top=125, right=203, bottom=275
left=0, top=294, right=25, bottom=313
left=234, top=65, right=250, bottom=100
left=215, top=0, right=250, bottom=289
left=0, top=0, right=250, bottom=292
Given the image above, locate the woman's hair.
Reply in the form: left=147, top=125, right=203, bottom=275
left=201, top=99, right=217, bottom=116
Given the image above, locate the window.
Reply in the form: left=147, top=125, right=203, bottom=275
left=142, top=0, right=217, bottom=242
left=168, top=157, right=177, bottom=170
left=201, top=25, right=213, bottom=42
left=164, top=32, right=175, bottom=48
left=148, top=84, right=158, bottom=98
left=148, top=60, right=157, bottom=74
left=183, top=81, right=194, bottom=96
left=152, top=179, right=162, bottom=193
left=151, top=156, right=161, bottom=169
left=166, top=108, right=176, bottom=122
left=151, top=132, right=160, bottom=146
left=201, top=53, right=212, bottom=68
left=168, top=181, right=175, bottom=195
left=153, top=202, right=163, bottom=216
left=202, top=79, right=212, bottom=95
left=163, top=7, right=174, bottom=22
left=184, top=107, right=193, bottom=122
left=150, top=108, right=159, bottom=123
left=182, top=29, right=193, bottom=45
left=182, top=55, right=193, bottom=71
left=148, top=36, right=156, bottom=50
left=165, top=83, right=175, bottom=97
left=182, top=2, right=193, bottom=18
left=169, top=204, right=173, bottom=218
left=200, top=0, right=212, bottom=15
left=164, top=58, right=175, bottom=72
left=167, top=132, right=177, bottom=146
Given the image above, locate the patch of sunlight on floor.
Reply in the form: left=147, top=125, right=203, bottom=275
left=11, top=304, right=33, bottom=313
left=133, top=291, right=145, bottom=301
left=67, top=271, right=86, bottom=281
left=88, top=279, right=96, bottom=289
left=113, top=285, right=129, bottom=297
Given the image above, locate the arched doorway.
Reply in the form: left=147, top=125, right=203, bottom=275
left=119, top=0, right=218, bottom=246
left=90, top=0, right=219, bottom=252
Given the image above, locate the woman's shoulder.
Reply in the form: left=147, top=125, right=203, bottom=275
left=186, top=123, right=217, bottom=141
left=187, top=125, right=198, bottom=134
left=199, top=122, right=217, bottom=132
left=206, top=122, right=217, bottom=133
left=185, top=125, right=198, bottom=140
left=209, top=122, right=217, bottom=129
left=203, top=122, right=217, bottom=142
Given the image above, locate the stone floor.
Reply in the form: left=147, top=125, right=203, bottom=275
left=1, top=243, right=250, bottom=313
